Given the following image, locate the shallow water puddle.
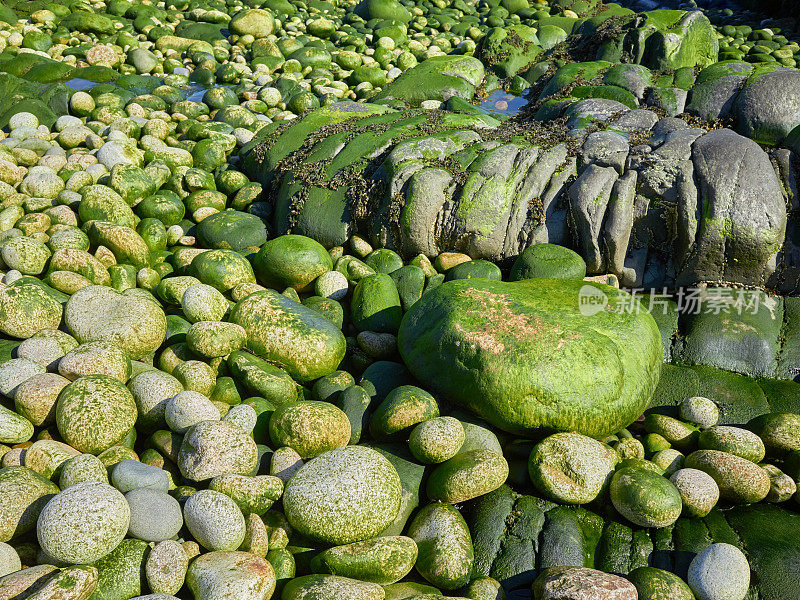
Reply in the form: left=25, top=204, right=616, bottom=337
left=476, top=89, right=529, bottom=117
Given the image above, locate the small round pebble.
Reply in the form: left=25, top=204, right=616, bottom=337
left=408, top=417, right=465, bottom=464
left=126, top=488, right=184, bottom=542
left=687, top=543, right=750, bottom=600
left=669, top=468, right=720, bottom=517
left=680, top=396, right=720, bottom=429
left=183, top=489, right=246, bottom=551
left=165, top=391, right=220, bottom=434
left=112, top=459, right=170, bottom=493
left=37, top=481, right=130, bottom=564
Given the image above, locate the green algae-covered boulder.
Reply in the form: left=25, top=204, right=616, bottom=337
left=528, top=432, right=618, bottom=504
left=309, top=536, right=417, bottom=585
left=56, top=375, right=138, bottom=454
left=196, top=210, right=268, bottom=253
left=642, top=10, right=719, bottom=72
left=628, top=566, right=695, bottom=600
left=230, top=290, right=346, bottom=383
left=187, top=551, right=276, bottom=600
left=509, top=244, right=587, bottom=281
left=398, top=279, right=661, bottom=438
left=283, top=445, right=402, bottom=545
left=374, top=55, right=485, bottom=106
left=282, top=574, right=384, bottom=600
left=64, top=286, right=166, bottom=360
left=253, top=234, right=332, bottom=292
left=408, top=502, right=473, bottom=590
left=0, top=466, right=59, bottom=542
left=37, top=481, right=130, bottom=564
left=0, top=283, right=63, bottom=339
left=609, top=466, right=683, bottom=528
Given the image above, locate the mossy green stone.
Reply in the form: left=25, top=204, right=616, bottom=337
left=282, top=574, right=384, bottom=600
left=186, top=321, right=246, bottom=359
left=310, top=535, right=417, bottom=585
left=209, top=474, right=283, bottom=515
left=0, top=283, right=62, bottom=339
left=370, top=385, right=439, bottom=439
left=609, top=467, right=683, bottom=528
left=528, top=432, right=618, bottom=504
left=628, top=566, right=695, bottom=600
left=56, top=375, right=138, bottom=454
left=283, top=445, right=402, bottom=545
left=90, top=538, right=149, bottom=600
left=399, top=279, right=661, bottom=438
left=230, top=290, right=346, bottom=383
left=269, top=401, right=350, bottom=458
left=196, top=210, right=268, bottom=252
left=351, top=273, right=403, bottom=334
left=426, top=449, right=508, bottom=503
left=227, top=350, right=297, bottom=407
left=698, top=426, right=765, bottom=463
left=253, top=234, right=332, bottom=292
left=64, top=286, right=166, bottom=360
left=0, top=466, right=59, bottom=542
left=685, top=449, right=770, bottom=503
left=190, top=249, right=257, bottom=292
left=509, top=244, right=587, bottom=280
left=37, top=481, right=130, bottom=564
left=408, top=503, right=473, bottom=591
left=408, top=417, right=464, bottom=464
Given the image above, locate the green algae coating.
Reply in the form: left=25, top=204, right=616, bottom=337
left=628, top=566, right=695, bottom=600
left=283, top=445, right=401, bottom=546
left=408, top=503, right=474, bottom=591
left=56, top=375, right=138, bottom=454
left=528, top=432, right=618, bottom=504
left=268, top=401, right=351, bottom=459
left=370, top=385, right=439, bottom=439
left=282, top=574, right=384, bottom=600
left=37, top=481, right=130, bottom=565
left=0, top=284, right=63, bottom=339
left=426, top=450, right=509, bottom=504
left=64, top=285, right=166, bottom=360
left=230, top=290, right=346, bottom=383
left=0, top=466, right=59, bottom=542
left=399, top=278, right=661, bottom=438
left=609, top=467, right=683, bottom=528
left=685, top=449, right=771, bottom=503
left=310, top=535, right=418, bottom=585
left=253, top=234, right=333, bottom=292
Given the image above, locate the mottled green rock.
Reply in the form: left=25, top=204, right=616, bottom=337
left=64, top=286, right=166, bottom=360
left=253, top=234, right=332, bottom=292
left=310, top=535, right=417, bottom=585
left=269, top=401, right=350, bottom=458
left=399, top=279, right=661, bottom=438
left=283, top=445, right=402, bottom=545
left=610, top=467, right=683, bottom=528
left=187, top=551, right=276, bottom=600
left=427, top=450, right=509, bottom=504
left=0, top=283, right=63, bottom=339
left=37, top=481, right=130, bottom=564
left=56, top=375, right=137, bottom=454
left=0, top=466, right=59, bottom=542
left=408, top=503, right=473, bottom=590
left=628, top=566, right=695, bottom=600
left=282, top=574, right=384, bottom=600
left=230, top=290, right=346, bottom=382
left=528, top=432, right=618, bottom=504
left=685, top=450, right=770, bottom=503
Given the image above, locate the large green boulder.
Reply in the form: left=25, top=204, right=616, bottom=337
left=398, top=279, right=661, bottom=438
left=374, top=55, right=485, bottom=106
left=479, top=25, right=543, bottom=78
left=642, top=10, right=719, bottom=71
left=229, top=290, right=346, bottom=382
